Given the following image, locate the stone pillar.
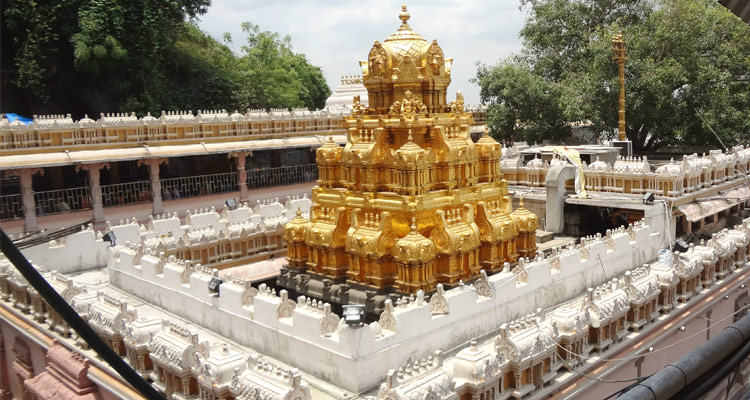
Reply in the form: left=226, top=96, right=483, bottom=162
left=76, top=163, right=109, bottom=222
left=139, top=159, right=167, bottom=214
left=545, top=165, right=578, bottom=234
left=229, top=152, right=250, bottom=201
left=7, top=168, right=44, bottom=232
left=181, top=377, right=191, bottom=396
left=634, top=355, right=645, bottom=377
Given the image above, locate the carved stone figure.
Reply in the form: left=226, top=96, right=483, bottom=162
left=379, top=299, right=398, bottom=332
left=429, top=284, right=449, bottom=315
left=474, top=270, right=493, bottom=298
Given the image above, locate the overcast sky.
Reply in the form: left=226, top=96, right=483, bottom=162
left=197, top=0, right=527, bottom=106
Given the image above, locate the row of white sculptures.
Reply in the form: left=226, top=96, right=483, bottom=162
left=502, top=146, right=750, bottom=197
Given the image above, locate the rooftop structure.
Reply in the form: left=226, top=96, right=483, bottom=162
left=279, top=5, right=537, bottom=314
left=324, top=75, right=369, bottom=110
left=0, top=106, right=485, bottom=235
left=2, top=4, right=750, bottom=400
left=3, top=209, right=750, bottom=398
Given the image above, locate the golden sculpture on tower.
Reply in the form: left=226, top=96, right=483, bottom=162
left=283, top=4, right=538, bottom=295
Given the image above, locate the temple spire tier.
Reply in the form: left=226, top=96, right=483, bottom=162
left=357, top=4, right=453, bottom=115
left=282, top=4, right=538, bottom=295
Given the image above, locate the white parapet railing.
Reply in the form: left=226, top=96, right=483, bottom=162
left=0, top=108, right=486, bottom=153
left=106, top=204, right=670, bottom=393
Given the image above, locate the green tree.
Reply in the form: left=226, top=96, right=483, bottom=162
left=159, top=23, right=242, bottom=113
left=2, top=0, right=211, bottom=116
left=475, top=61, right=569, bottom=144
left=476, top=0, right=750, bottom=150
left=291, top=54, right=332, bottom=111
left=1, top=3, right=330, bottom=117
left=234, top=22, right=330, bottom=111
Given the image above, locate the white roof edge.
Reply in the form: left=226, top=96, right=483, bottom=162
left=0, top=135, right=347, bottom=170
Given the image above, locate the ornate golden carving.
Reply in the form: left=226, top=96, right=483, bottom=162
left=283, top=4, right=538, bottom=294
left=389, top=91, right=427, bottom=117
left=368, top=41, right=388, bottom=78
left=449, top=91, right=465, bottom=113
left=352, top=95, right=367, bottom=115
left=426, top=40, right=444, bottom=76
left=612, top=33, right=627, bottom=142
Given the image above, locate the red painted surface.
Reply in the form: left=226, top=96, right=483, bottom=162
left=24, top=340, right=101, bottom=400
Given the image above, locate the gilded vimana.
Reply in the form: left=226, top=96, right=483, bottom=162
left=279, top=4, right=538, bottom=313
left=3, top=1, right=750, bottom=400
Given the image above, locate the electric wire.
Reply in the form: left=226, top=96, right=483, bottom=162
left=532, top=302, right=750, bottom=387
left=533, top=323, right=652, bottom=384
left=536, top=302, right=750, bottom=364
left=602, top=377, right=652, bottom=400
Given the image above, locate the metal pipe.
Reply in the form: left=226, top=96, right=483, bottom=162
left=678, top=335, right=750, bottom=400
left=619, top=313, right=750, bottom=400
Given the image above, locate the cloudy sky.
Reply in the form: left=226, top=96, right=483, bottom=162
left=197, top=0, right=528, bottom=106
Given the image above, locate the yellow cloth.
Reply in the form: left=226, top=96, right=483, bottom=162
left=542, top=146, right=589, bottom=198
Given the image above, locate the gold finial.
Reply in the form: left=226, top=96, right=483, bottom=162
left=410, top=217, right=418, bottom=232
left=612, top=32, right=627, bottom=142
left=519, top=195, right=525, bottom=208
left=296, top=206, right=302, bottom=217
left=482, top=128, right=489, bottom=137
left=407, top=129, right=414, bottom=142
left=399, top=3, right=411, bottom=29
left=327, top=128, right=334, bottom=143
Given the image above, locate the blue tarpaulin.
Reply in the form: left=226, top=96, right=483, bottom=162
left=5, top=113, right=32, bottom=125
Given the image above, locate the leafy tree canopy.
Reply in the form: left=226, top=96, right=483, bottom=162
left=1, top=1, right=330, bottom=118
left=233, top=22, right=330, bottom=110
left=475, top=0, right=750, bottom=150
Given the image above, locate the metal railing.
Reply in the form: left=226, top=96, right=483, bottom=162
left=3, top=165, right=319, bottom=218
left=102, top=181, right=152, bottom=207
left=33, top=187, right=91, bottom=215
left=0, top=194, right=23, bottom=220
left=161, top=172, right=237, bottom=199
left=246, top=164, right=318, bottom=189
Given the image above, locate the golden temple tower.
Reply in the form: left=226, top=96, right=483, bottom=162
left=282, top=4, right=538, bottom=295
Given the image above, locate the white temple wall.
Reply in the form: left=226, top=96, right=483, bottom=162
left=111, top=222, right=140, bottom=244
left=108, top=254, right=369, bottom=390
left=644, top=201, right=672, bottom=250
left=20, top=197, right=305, bottom=275
left=107, top=212, right=665, bottom=392
left=224, top=207, right=253, bottom=222
left=21, top=229, right=110, bottom=274
left=185, top=211, right=222, bottom=230
left=151, top=216, right=184, bottom=238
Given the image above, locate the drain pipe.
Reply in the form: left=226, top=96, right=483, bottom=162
left=619, top=313, right=750, bottom=400
left=676, top=334, right=750, bottom=400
